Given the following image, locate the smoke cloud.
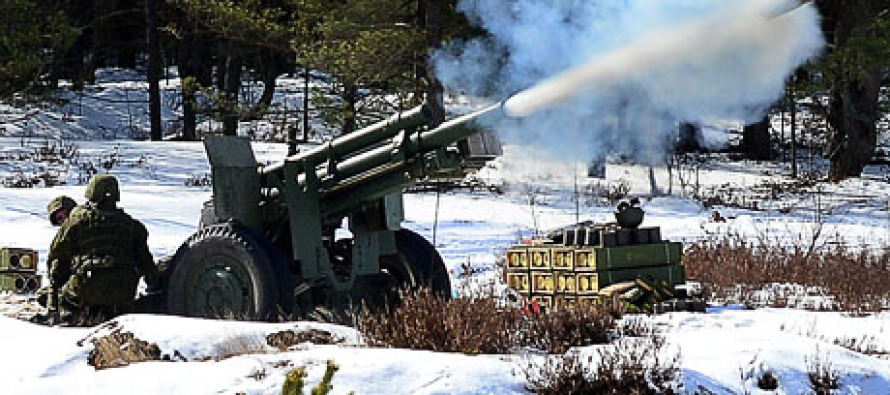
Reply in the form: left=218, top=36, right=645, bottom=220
left=433, top=0, right=824, bottom=164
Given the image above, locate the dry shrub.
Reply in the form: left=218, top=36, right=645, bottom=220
left=358, top=288, right=616, bottom=354
left=524, top=334, right=681, bottom=395
left=266, top=329, right=343, bottom=351
left=806, top=350, right=841, bottom=394
left=87, top=329, right=164, bottom=369
left=757, top=371, right=779, bottom=390
left=684, top=233, right=890, bottom=312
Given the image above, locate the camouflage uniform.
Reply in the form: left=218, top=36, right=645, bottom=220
left=46, top=175, right=160, bottom=324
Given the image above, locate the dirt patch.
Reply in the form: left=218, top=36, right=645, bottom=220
left=266, top=329, right=342, bottom=351
left=87, top=329, right=165, bottom=369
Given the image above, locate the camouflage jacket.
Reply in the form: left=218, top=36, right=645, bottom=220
left=47, top=203, right=159, bottom=307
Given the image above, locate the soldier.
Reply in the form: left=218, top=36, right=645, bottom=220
left=46, top=195, right=77, bottom=226
left=34, top=196, right=80, bottom=312
left=42, top=175, right=160, bottom=325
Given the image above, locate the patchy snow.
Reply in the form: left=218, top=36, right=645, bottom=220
left=2, top=70, right=890, bottom=394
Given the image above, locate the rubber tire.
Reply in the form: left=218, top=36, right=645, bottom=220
left=166, top=223, right=283, bottom=320
left=379, top=229, right=451, bottom=298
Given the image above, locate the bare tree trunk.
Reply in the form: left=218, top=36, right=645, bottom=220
left=145, top=0, right=162, bottom=141
left=178, top=15, right=197, bottom=141
left=341, top=82, right=358, bottom=135
left=741, top=115, right=774, bottom=160
left=222, top=48, right=242, bottom=136
left=820, top=0, right=882, bottom=181
left=419, top=0, right=445, bottom=127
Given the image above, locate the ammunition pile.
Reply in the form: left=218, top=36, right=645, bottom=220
left=0, top=248, right=41, bottom=294
left=504, top=224, right=685, bottom=310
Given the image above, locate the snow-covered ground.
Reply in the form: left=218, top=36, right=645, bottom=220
left=2, top=70, right=890, bottom=394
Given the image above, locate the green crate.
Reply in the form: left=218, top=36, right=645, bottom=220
left=0, top=272, right=41, bottom=294
left=0, top=248, right=39, bottom=272
left=575, top=242, right=681, bottom=271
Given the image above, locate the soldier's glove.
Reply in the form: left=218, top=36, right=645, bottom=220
left=47, top=289, right=60, bottom=312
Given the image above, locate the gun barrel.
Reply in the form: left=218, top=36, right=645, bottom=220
left=262, top=104, right=431, bottom=176
left=317, top=102, right=503, bottom=183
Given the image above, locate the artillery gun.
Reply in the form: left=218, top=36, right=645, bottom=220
left=162, top=103, right=504, bottom=319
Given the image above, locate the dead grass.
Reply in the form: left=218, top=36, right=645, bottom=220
left=524, top=334, right=681, bottom=395
left=266, top=329, right=343, bottom=351
left=684, top=233, right=890, bottom=312
left=210, top=333, right=268, bottom=360
left=357, top=288, right=616, bottom=354
left=87, top=329, right=164, bottom=369
left=806, top=349, right=842, bottom=394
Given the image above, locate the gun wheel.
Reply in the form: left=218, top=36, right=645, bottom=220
left=379, top=229, right=451, bottom=298
left=166, top=223, right=283, bottom=320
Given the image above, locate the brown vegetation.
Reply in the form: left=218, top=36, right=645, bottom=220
left=357, top=288, right=616, bottom=354
left=524, top=334, right=681, bottom=395
left=87, top=329, right=164, bottom=369
left=684, top=233, right=890, bottom=312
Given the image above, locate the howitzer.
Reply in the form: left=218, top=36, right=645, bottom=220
left=163, top=103, right=504, bottom=319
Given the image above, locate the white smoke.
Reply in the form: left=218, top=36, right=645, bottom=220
left=433, top=0, right=824, bottom=164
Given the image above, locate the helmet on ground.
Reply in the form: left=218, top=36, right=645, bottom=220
left=47, top=195, right=77, bottom=225
left=85, top=174, right=120, bottom=204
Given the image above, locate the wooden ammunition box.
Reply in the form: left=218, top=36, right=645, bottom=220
left=554, top=295, right=578, bottom=310
left=506, top=272, right=531, bottom=294
left=0, top=272, right=41, bottom=294
left=528, top=248, right=552, bottom=270
left=530, top=272, right=555, bottom=294
left=0, top=248, right=38, bottom=272
left=554, top=272, right=578, bottom=293
left=551, top=247, right=574, bottom=270
left=505, top=248, right=529, bottom=270
left=529, top=295, right=553, bottom=309
left=577, top=295, right=603, bottom=308
left=576, top=273, right=600, bottom=294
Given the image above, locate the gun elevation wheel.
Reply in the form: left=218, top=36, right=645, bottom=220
left=166, top=223, right=283, bottom=320
left=379, top=229, right=451, bottom=298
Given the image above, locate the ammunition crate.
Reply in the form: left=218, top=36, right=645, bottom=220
left=597, top=264, right=686, bottom=288
left=529, top=295, right=553, bottom=309
left=576, top=273, right=600, bottom=294
left=574, top=249, right=597, bottom=271
left=0, top=248, right=39, bottom=272
left=530, top=272, right=555, bottom=294
left=554, top=272, right=577, bottom=293
left=0, top=272, right=41, bottom=294
left=528, top=248, right=552, bottom=270
left=554, top=295, right=578, bottom=310
left=506, top=272, right=531, bottom=294
left=505, top=248, right=529, bottom=270
left=551, top=247, right=574, bottom=270
left=577, top=295, right=603, bottom=308
left=574, top=242, right=681, bottom=271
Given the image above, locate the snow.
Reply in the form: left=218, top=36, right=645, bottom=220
left=2, top=71, right=890, bottom=394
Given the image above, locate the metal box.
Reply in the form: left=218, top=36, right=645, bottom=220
left=530, top=272, right=555, bottom=294
left=506, top=272, right=531, bottom=294
left=551, top=247, right=574, bottom=270
left=554, top=272, right=577, bottom=293
left=0, top=272, right=41, bottom=293
left=0, top=248, right=38, bottom=272
left=576, top=273, right=600, bottom=294
left=528, top=248, right=552, bottom=270
left=505, top=248, right=529, bottom=271
left=529, top=295, right=553, bottom=309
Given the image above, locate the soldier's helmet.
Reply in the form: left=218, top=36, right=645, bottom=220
left=47, top=195, right=77, bottom=225
left=85, top=174, right=120, bottom=204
